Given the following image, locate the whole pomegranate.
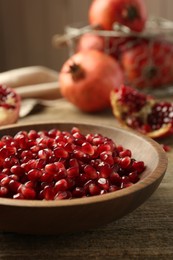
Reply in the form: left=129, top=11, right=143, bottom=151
left=59, top=50, right=124, bottom=112
left=89, top=0, right=147, bottom=32
left=110, top=84, right=173, bottom=139
left=0, top=84, right=21, bottom=126
left=76, top=33, right=105, bottom=53
left=120, top=39, right=173, bottom=89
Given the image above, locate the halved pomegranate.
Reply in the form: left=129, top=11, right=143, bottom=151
left=110, top=85, right=173, bottom=139
left=0, top=84, right=21, bottom=126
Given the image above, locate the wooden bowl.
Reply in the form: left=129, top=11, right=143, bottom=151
left=0, top=122, right=168, bottom=235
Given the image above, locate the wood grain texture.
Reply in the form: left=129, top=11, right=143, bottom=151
left=0, top=99, right=172, bottom=258
left=0, top=0, right=173, bottom=72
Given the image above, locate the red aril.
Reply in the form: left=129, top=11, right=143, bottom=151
left=0, top=127, right=145, bottom=200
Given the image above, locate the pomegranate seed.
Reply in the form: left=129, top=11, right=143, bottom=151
left=55, top=191, right=72, bottom=200
left=84, top=165, right=98, bottom=180
left=161, top=144, right=171, bottom=152
left=132, top=161, right=145, bottom=173
left=88, top=183, right=101, bottom=196
left=8, top=180, right=21, bottom=193
left=121, top=176, right=132, bottom=189
left=100, top=151, right=114, bottom=165
left=19, top=185, right=36, bottom=200
left=0, top=186, right=8, bottom=197
left=81, top=142, right=95, bottom=155
left=97, top=143, right=112, bottom=154
left=54, top=168, right=67, bottom=181
left=98, top=162, right=112, bottom=178
left=27, top=169, right=42, bottom=181
left=128, top=171, right=140, bottom=183
left=67, top=166, right=79, bottom=178
left=54, top=147, right=69, bottom=158
left=110, top=172, right=122, bottom=185
left=0, top=127, right=145, bottom=200
left=45, top=163, right=57, bottom=175
left=13, top=193, right=24, bottom=199
left=119, top=149, right=132, bottom=158
left=43, top=186, right=55, bottom=200
left=72, top=187, right=85, bottom=198
left=109, top=185, right=119, bottom=192
left=0, top=173, right=7, bottom=180
left=54, top=179, right=68, bottom=192
left=97, top=178, right=109, bottom=190
left=119, top=156, right=131, bottom=169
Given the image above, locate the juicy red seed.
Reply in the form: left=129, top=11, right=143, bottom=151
left=20, top=150, right=33, bottom=159
left=84, top=165, right=98, bottom=179
left=54, top=179, right=68, bottom=192
left=27, top=169, right=42, bottom=181
left=81, top=142, right=95, bottom=155
left=38, top=149, right=50, bottom=160
left=54, top=147, right=69, bottom=158
left=45, top=163, right=57, bottom=174
left=54, top=168, right=67, bottom=181
left=129, top=171, right=140, bottom=183
left=98, top=163, right=112, bottom=178
left=100, top=152, right=114, bottom=165
left=0, top=127, right=145, bottom=200
left=0, top=186, right=9, bottom=197
left=66, top=166, right=79, bottom=178
left=161, top=144, right=171, bottom=152
left=64, top=142, right=75, bottom=152
left=43, top=186, right=55, bottom=200
left=110, top=172, right=122, bottom=185
left=1, top=176, right=11, bottom=186
left=72, top=187, right=85, bottom=198
left=119, top=149, right=132, bottom=158
left=88, top=183, right=101, bottom=196
left=69, top=158, right=79, bottom=168
left=8, top=180, right=21, bottom=192
left=97, top=143, right=112, bottom=154
left=97, top=178, right=109, bottom=190
left=55, top=191, right=72, bottom=200
left=40, top=172, right=54, bottom=183
left=28, top=130, right=38, bottom=140
left=3, top=145, right=16, bottom=155
left=109, top=185, right=119, bottom=192
left=119, top=156, right=131, bottom=168
left=121, top=176, right=132, bottom=189
left=0, top=173, right=7, bottom=180
left=24, top=181, right=35, bottom=189
left=3, top=156, right=19, bottom=168
left=13, top=193, right=24, bottom=199
left=10, top=165, right=24, bottom=177
left=19, top=185, right=36, bottom=200
left=132, top=161, right=145, bottom=173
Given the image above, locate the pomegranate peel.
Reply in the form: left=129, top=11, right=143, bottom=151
left=110, top=85, right=173, bottom=139
left=59, top=50, right=124, bottom=113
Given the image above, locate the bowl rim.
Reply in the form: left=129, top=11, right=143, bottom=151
left=0, top=121, right=168, bottom=208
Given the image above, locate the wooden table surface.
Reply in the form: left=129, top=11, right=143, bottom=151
left=0, top=98, right=173, bottom=260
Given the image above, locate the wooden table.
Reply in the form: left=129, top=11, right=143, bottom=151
left=0, top=98, right=173, bottom=260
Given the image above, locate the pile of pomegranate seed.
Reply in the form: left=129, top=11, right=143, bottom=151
left=0, top=127, right=145, bottom=200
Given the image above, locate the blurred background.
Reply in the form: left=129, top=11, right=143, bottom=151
left=0, top=0, right=173, bottom=72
